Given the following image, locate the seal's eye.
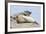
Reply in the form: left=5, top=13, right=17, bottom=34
left=24, top=14, right=27, bottom=16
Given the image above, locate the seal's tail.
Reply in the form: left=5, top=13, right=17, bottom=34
left=34, top=21, right=39, bottom=25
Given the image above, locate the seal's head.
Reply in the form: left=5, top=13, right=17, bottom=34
left=23, top=11, right=31, bottom=16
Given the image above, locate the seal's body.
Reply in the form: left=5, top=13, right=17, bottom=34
left=15, top=15, right=38, bottom=25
